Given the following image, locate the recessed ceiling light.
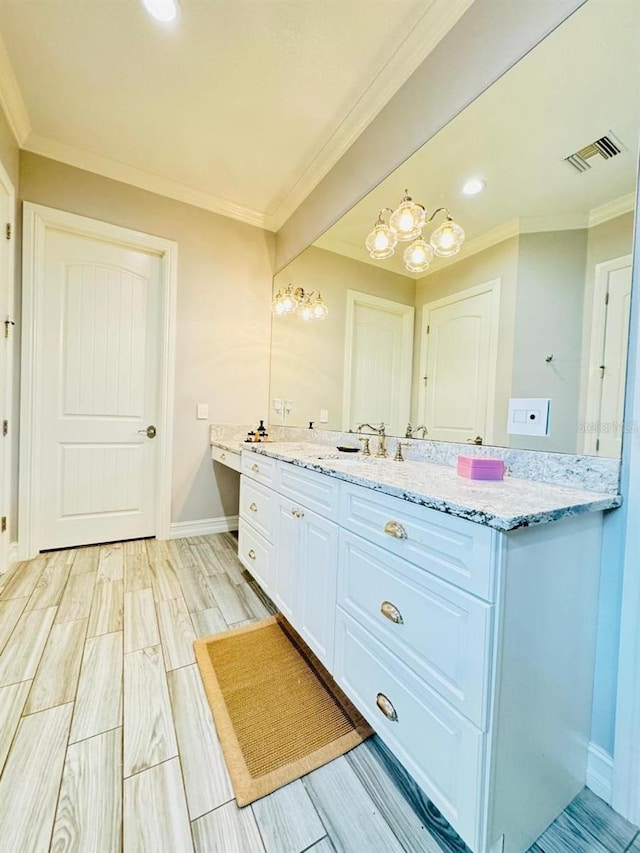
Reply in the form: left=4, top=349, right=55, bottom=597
left=142, top=0, right=179, bottom=22
left=462, top=178, right=486, bottom=196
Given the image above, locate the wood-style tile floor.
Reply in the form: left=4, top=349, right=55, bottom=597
left=0, top=533, right=637, bottom=853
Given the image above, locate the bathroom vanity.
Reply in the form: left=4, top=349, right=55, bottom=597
left=236, top=442, right=620, bottom=853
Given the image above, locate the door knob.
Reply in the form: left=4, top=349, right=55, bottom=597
left=138, top=425, right=157, bottom=439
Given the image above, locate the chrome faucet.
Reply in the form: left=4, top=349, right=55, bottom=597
left=356, top=422, right=385, bottom=435
left=355, top=422, right=387, bottom=457
left=405, top=422, right=427, bottom=438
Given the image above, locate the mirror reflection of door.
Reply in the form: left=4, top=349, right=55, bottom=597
left=418, top=281, right=500, bottom=444
left=584, top=255, right=633, bottom=457
left=343, top=291, right=414, bottom=436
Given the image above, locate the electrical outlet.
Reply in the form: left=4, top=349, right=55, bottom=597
left=196, top=403, right=209, bottom=420
left=320, top=409, right=329, bottom=423
left=507, top=398, right=550, bottom=437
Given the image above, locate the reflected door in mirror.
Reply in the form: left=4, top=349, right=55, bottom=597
left=343, top=291, right=414, bottom=434
left=419, top=281, right=500, bottom=444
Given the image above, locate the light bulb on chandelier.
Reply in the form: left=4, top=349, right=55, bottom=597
left=365, top=192, right=465, bottom=272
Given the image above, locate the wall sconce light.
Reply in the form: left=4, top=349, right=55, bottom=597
left=365, top=189, right=465, bottom=273
left=271, top=284, right=328, bottom=320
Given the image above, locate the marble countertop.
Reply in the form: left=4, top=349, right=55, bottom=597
left=241, top=442, right=621, bottom=531
left=211, top=439, right=246, bottom=454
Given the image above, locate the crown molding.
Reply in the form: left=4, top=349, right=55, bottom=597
left=417, top=218, right=520, bottom=277
left=0, top=31, right=31, bottom=145
left=24, top=134, right=272, bottom=230
left=589, top=192, right=636, bottom=228
left=267, top=0, right=474, bottom=231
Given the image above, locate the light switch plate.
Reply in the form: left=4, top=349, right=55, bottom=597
left=507, top=398, right=550, bottom=436
left=196, top=403, right=209, bottom=420
left=320, top=409, right=329, bottom=423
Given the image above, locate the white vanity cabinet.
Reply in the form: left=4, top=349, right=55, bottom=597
left=239, top=457, right=339, bottom=669
left=239, top=453, right=606, bottom=853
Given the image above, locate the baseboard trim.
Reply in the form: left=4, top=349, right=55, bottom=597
left=586, top=742, right=613, bottom=804
left=169, top=516, right=239, bottom=539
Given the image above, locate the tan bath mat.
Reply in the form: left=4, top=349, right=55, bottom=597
left=194, top=614, right=373, bottom=805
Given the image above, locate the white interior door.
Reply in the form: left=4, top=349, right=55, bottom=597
left=0, top=163, right=14, bottom=572
left=596, top=262, right=632, bottom=457
left=419, top=282, right=500, bottom=444
left=343, top=291, right=414, bottom=435
left=22, top=206, right=176, bottom=553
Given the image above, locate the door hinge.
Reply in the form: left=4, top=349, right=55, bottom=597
left=596, top=438, right=601, bottom=452
left=1, top=517, right=6, bottom=533
left=605, top=291, right=610, bottom=306
left=4, top=318, right=14, bottom=339
left=2, top=420, right=7, bottom=437
left=423, top=375, right=428, bottom=386
left=426, top=325, right=430, bottom=334
left=600, top=364, right=606, bottom=378
left=4, top=223, right=10, bottom=240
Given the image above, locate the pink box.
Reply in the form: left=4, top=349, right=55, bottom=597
left=456, top=455, right=504, bottom=480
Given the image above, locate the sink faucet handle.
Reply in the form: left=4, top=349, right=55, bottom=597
left=358, top=437, right=371, bottom=456
left=393, top=441, right=410, bottom=462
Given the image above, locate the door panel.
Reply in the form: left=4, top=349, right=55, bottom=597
left=598, top=264, right=632, bottom=457
left=39, top=230, right=162, bottom=549
left=422, top=288, right=497, bottom=443
left=344, top=294, right=413, bottom=435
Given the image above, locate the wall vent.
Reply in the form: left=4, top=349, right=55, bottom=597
left=565, top=133, right=625, bottom=173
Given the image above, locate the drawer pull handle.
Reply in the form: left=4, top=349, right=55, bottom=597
left=221, top=452, right=226, bottom=460
left=251, top=463, right=260, bottom=473
left=376, top=693, right=398, bottom=722
left=384, top=520, right=407, bottom=539
left=291, top=507, right=305, bottom=519
left=247, top=549, right=256, bottom=560
left=249, top=502, right=257, bottom=512
left=380, top=601, right=403, bottom=624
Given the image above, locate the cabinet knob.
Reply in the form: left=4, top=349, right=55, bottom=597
left=249, top=502, right=257, bottom=512
left=376, top=692, right=398, bottom=722
left=383, top=520, right=407, bottom=539
left=291, top=507, right=305, bottom=519
left=251, top=463, right=259, bottom=472
left=221, top=452, right=226, bottom=460
left=380, top=600, right=403, bottom=624
left=247, top=549, right=256, bottom=560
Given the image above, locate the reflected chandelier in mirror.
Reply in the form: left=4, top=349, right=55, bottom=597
left=365, top=189, right=465, bottom=273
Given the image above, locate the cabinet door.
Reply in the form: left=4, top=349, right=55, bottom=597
left=273, top=493, right=302, bottom=623
left=297, top=508, right=339, bottom=670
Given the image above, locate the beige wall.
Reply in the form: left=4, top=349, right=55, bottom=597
left=19, top=152, right=274, bottom=525
left=271, top=246, right=415, bottom=431
left=511, top=229, right=588, bottom=452
left=414, top=237, right=519, bottom=447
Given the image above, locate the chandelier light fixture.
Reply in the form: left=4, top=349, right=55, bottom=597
left=365, top=189, right=465, bottom=273
left=271, top=284, right=328, bottom=321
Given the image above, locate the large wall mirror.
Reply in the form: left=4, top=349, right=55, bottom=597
left=270, top=0, right=639, bottom=457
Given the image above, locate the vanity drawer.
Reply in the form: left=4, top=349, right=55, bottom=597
left=212, top=444, right=241, bottom=472
left=239, top=477, right=274, bottom=541
left=238, top=521, right=272, bottom=594
left=338, top=530, right=492, bottom=729
left=275, top=461, right=339, bottom=521
left=334, top=609, right=483, bottom=851
left=241, top=450, right=276, bottom=487
left=339, top=482, right=497, bottom=600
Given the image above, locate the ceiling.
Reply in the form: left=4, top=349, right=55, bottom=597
left=0, top=0, right=473, bottom=230
left=315, top=0, right=640, bottom=278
